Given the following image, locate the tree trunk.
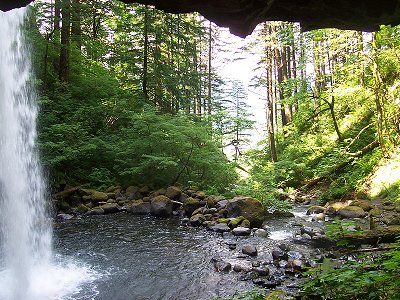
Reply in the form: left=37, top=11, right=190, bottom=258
left=71, top=0, right=81, bottom=50
left=142, top=5, right=149, bottom=102
left=59, top=0, right=71, bottom=83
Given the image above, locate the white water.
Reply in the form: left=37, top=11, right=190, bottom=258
left=0, top=8, right=98, bottom=300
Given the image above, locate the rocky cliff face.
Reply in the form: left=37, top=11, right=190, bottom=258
left=1, top=0, right=400, bottom=37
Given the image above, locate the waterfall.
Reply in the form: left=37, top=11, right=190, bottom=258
left=0, top=7, right=52, bottom=300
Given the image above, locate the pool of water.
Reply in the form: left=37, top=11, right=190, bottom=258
left=52, top=208, right=319, bottom=300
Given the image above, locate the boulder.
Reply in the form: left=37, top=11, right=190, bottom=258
left=76, top=204, right=89, bottom=214
left=165, top=186, right=181, bottom=200
left=190, top=214, right=206, bottom=226
left=369, top=207, right=382, bottom=216
left=139, top=185, right=150, bottom=196
left=254, top=228, right=269, bottom=237
left=127, top=200, right=151, bottom=215
left=242, top=244, right=258, bottom=256
left=150, top=195, right=173, bottom=217
left=232, top=227, right=251, bottom=236
left=214, top=261, right=231, bottom=272
left=226, top=196, right=265, bottom=228
left=101, top=203, right=121, bottom=214
left=216, top=199, right=229, bottom=209
left=183, top=197, right=202, bottom=216
left=253, top=266, right=270, bottom=276
left=338, top=206, right=366, bottom=219
left=127, top=191, right=142, bottom=201
left=350, top=200, right=373, bottom=211
left=272, top=249, right=288, bottom=261
left=192, top=191, right=206, bottom=199
left=209, top=223, right=231, bottom=233
left=86, top=207, right=105, bottom=215
left=325, top=202, right=348, bottom=215
left=126, top=186, right=139, bottom=195
left=205, top=195, right=225, bottom=207
left=306, top=205, right=325, bottom=215
left=228, top=216, right=246, bottom=228
left=312, top=213, right=325, bottom=222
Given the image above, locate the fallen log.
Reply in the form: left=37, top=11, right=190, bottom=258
left=52, top=184, right=90, bottom=200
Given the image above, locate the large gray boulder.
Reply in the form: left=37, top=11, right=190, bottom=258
left=127, top=200, right=151, bottom=215
left=165, top=186, right=181, bottom=200
left=150, top=195, right=173, bottom=217
left=101, top=203, right=121, bottom=214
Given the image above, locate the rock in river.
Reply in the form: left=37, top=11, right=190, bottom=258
left=242, top=244, right=258, bottom=256
left=232, top=227, right=251, bottom=236
left=150, top=195, right=173, bottom=217
left=226, top=196, right=265, bottom=228
left=338, top=206, right=366, bottom=219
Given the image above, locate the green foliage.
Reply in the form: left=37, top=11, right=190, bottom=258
left=301, top=240, right=400, bottom=299
left=213, top=289, right=266, bottom=300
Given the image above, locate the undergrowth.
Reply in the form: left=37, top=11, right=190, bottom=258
left=300, top=239, right=400, bottom=299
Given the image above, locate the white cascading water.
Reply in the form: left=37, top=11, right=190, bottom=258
left=0, top=7, right=52, bottom=300
left=0, top=7, right=99, bottom=300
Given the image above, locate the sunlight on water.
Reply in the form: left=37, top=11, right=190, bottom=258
left=268, top=230, right=293, bottom=241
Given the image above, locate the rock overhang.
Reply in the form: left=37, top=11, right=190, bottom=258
left=1, top=0, right=400, bottom=37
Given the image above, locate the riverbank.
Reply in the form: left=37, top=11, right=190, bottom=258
left=50, top=184, right=399, bottom=298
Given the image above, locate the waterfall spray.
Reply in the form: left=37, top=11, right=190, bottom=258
left=0, top=7, right=52, bottom=300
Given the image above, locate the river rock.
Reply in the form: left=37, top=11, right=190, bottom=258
left=214, top=261, right=231, bottom=272
left=278, top=243, right=290, bottom=252
left=228, top=216, right=246, bottom=228
left=272, top=249, right=288, bottom=261
left=312, top=213, right=325, bottom=222
left=86, top=207, right=104, bottom=215
left=232, top=227, right=251, bottom=236
left=306, top=205, right=325, bottom=215
left=192, top=207, right=206, bottom=216
left=183, top=197, right=202, bottom=216
left=253, top=266, right=270, bottom=276
left=383, top=215, right=400, bottom=225
left=226, top=196, right=265, bottom=228
left=165, top=186, right=181, bottom=200
left=369, top=207, right=382, bottom=216
left=57, top=213, right=74, bottom=220
left=101, top=203, right=121, bottom=214
left=150, top=195, right=173, bottom=217
left=262, top=281, right=282, bottom=289
left=242, top=244, right=258, bottom=256
left=76, top=203, right=89, bottom=214
left=239, top=271, right=259, bottom=281
left=350, top=200, right=373, bottom=211
left=325, top=202, right=348, bottom=215
left=254, top=228, right=269, bottom=237
left=139, top=185, right=150, bottom=196
left=126, top=186, right=139, bottom=195
left=127, top=200, right=151, bottom=215
left=338, top=206, right=366, bottom=218
left=128, top=191, right=142, bottom=201
left=190, top=214, right=206, bottom=226
left=206, top=195, right=225, bottom=207
left=209, top=223, right=231, bottom=233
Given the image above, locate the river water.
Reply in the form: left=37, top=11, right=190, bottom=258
left=53, top=210, right=318, bottom=300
